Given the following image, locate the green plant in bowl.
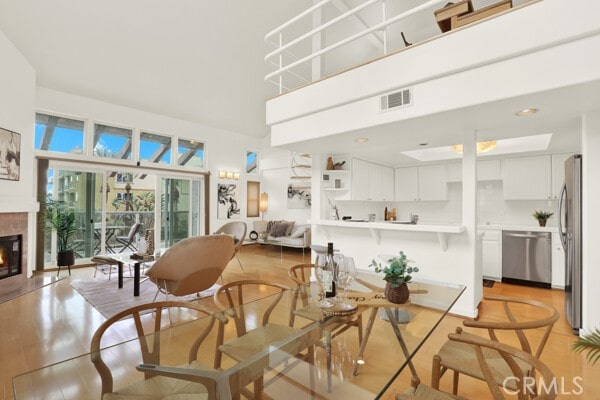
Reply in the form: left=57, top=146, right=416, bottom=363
left=532, top=210, right=554, bottom=227
left=370, top=251, right=419, bottom=288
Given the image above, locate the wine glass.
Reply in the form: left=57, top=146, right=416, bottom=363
left=315, top=254, right=334, bottom=307
left=336, top=256, right=356, bottom=309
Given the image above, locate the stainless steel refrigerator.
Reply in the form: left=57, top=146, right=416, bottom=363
left=559, top=154, right=582, bottom=335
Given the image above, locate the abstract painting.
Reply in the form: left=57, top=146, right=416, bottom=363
left=287, top=184, right=311, bottom=209
left=0, top=127, right=20, bottom=181
left=217, top=183, right=240, bottom=219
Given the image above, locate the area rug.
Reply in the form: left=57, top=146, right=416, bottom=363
left=70, top=278, right=219, bottom=319
left=483, top=279, right=495, bottom=288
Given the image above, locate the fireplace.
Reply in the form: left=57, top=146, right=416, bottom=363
left=0, top=234, right=22, bottom=279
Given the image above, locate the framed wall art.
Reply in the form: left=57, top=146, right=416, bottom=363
left=0, top=127, right=21, bottom=181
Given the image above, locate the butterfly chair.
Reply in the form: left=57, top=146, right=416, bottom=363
left=116, top=222, right=143, bottom=253
left=431, top=295, right=559, bottom=396
left=213, top=280, right=317, bottom=400
left=397, top=331, right=557, bottom=400
left=214, top=221, right=247, bottom=273
left=145, top=235, right=234, bottom=302
left=90, top=301, right=228, bottom=400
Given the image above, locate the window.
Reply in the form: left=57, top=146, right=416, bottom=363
left=177, top=138, right=205, bottom=168
left=246, top=151, right=258, bottom=174
left=93, top=123, right=133, bottom=160
left=140, top=132, right=172, bottom=165
left=35, top=113, right=84, bottom=154
left=247, top=181, right=260, bottom=217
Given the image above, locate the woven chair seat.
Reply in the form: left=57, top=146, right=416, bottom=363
left=219, top=323, right=303, bottom=362
left=397, top=383, right=467, bottom=400
left=103, top=361, right=211, bottom=400
left=437, top=331, right=530, bottom=389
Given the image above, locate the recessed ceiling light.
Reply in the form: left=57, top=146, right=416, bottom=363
left=515, top=108, right=539, bottom=116
left=419, top=143, right=428, bottom=146
left=355, top=137, right=369, bottom=143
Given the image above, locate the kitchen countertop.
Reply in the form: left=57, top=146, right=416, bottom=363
left=478, top=223, right=558, bottom=233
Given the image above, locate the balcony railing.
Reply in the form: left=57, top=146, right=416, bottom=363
left=265, top=0, right=450, bottom=94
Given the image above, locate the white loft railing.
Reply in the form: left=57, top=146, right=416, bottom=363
left=265, top=0, right=448, bottom=94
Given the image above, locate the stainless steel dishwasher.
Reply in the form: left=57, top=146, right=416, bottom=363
left=502, top=230, right=552, bottom=289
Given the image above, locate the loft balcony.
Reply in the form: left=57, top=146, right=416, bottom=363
left=265, top=0, right=600, bottom=148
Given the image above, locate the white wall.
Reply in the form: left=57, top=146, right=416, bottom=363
left=582, top=112, right=600, bottom=333
left=0, top=28, right=36, bottom=277
left=36, top=88, right=263, bottom=235
left=0, top=29, right=36, bottom=206
left=259, top=139, right=311, bottom=224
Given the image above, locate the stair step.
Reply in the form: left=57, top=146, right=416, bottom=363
left=290, top=176, right=311, bottom=179
left=292, top=164, right=312, bottom=168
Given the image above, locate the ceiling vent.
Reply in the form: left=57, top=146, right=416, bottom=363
left=380, top=88, right=412, bottom=112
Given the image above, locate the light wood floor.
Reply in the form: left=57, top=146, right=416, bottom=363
left=0, top=245, right=598, bottom=399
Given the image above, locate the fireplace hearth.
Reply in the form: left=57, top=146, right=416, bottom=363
left=0, top=234, right=22, bottom=279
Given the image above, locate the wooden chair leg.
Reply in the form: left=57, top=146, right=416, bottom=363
left=431, top=354, right=442, bottom=390
left=452, top=371, right=460, bottom=395
left=254, top=376, right=263, bottom=400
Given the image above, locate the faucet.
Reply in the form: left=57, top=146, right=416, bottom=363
left=410, top=213, right=419, bottom=224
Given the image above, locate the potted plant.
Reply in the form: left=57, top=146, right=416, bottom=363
left=370, top=251, right=419, bottom=304
left=44, top=199, right=77, bottom=269
left=572, top=327, right=600, bottom=365
left=533, top=210, right=554, bottom=227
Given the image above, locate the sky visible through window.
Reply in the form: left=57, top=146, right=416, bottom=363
left=35, top=124, right=83, bottom=153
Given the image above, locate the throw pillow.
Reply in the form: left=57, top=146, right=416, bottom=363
left=270, top=222, right=288, bottom=237
left=266, top=220, right=281, bottom=234
left=290, top=225, right=308, bottom=239
left=284, top=221, right=295, bottom=236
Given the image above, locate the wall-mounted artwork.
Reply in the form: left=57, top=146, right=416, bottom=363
left=0, top=127, right=20, bottom=181
left=218, top=183, right=240, bottom=219
left=287, top=184, right=311, bottom=209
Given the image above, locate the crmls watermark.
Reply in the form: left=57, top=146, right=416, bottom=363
left=502, top=376, right=584, bottom=396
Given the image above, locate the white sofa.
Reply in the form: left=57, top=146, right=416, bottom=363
left=252, top=220, right=311, bottom=249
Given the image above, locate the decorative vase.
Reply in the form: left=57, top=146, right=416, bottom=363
left=57, top=250, right=75, bottom=267
left=538, top=219, right=547, bottom=227
left=385, top=282, right=410, bottom=304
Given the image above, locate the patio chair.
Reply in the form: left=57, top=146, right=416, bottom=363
left=145, top=234, right=234, bottom=302
left=431, top=295, right=559, bottom=396
left=90, top=301, right=227, bottom=399
left=397, top=331, right=557, bottom=400
left=213, top=279, right=316, bottom=400
left=214, top=221, right=247, bottom=272
left=115, top=222, right=142, bottom=253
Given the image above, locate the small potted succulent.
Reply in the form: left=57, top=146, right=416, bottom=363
left=370, top=251, right=419, bottom=304
left=533, top=210, right=554, bottom=227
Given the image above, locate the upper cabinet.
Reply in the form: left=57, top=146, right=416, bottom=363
left=394, top=167, right=418, bottom=201
left=551, top=153, right=571, bottom=199
left=351, top=159, right=370, bottom=201
left=447, top=159, right=502, bottom=182
left=395, top=164, right=448, bottom=201
left=352, top=159, right=394, bottom=201
left=502, top=155, right=552, bottom=200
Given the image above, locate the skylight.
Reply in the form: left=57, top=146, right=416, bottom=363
left=402, top=134, right=553, bottom=162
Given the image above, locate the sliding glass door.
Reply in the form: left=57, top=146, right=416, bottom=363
left=161, top=177, right=204, bottom=248
left=44, top=162, right=204, bottom=268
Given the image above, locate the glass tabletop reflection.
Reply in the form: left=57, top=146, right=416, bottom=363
left=13, top=274, right=464, bottom=400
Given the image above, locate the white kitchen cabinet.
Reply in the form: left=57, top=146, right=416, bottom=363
left=478, top=159, right=502, bottom=181
left=394, top=167, right=418, bottom=201
left=382, top=166, right=395, bottom=201
left=368, top=163, right=383, bottom=201
left=551, top=232, right=565, bottom=288
left=351, top=159, right=369, bottom=201
left=551, top=153, right=572, bottom=200
left=502, top=155, right=552, bottom=200
left=481, top=229, right=501, bottom=280
left=418, top=164, right=448, bottom=201
left=394, top=164, right=447, bottom=201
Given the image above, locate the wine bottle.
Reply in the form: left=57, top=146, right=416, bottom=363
left=325, top=242, right=336, bottom=298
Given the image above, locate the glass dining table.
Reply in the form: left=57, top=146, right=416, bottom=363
left=12, top=274, right=464, bottom=400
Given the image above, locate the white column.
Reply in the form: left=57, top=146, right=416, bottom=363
left=581, top=111, right=600, bottom=334
left=462, top=130, right=481, bottom=316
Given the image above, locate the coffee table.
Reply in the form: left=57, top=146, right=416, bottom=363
left=92, top=253, right=154, bottom=296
